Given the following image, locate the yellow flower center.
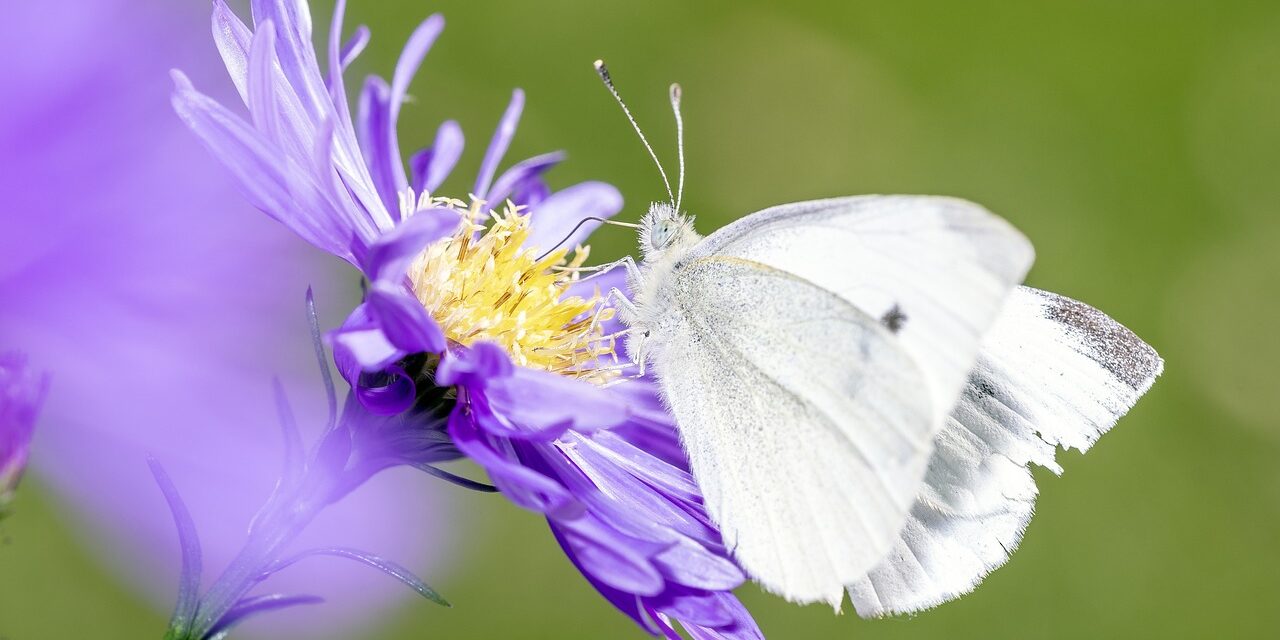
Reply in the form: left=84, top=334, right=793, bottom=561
left=408, top=196, right=617, bottom=384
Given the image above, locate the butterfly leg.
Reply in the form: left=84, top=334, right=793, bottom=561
left=592, top=327, right=634, bottom=364
left=559, top=256, right=641, bottom=285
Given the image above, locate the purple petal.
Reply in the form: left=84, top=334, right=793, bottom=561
left=649, top=589, right=766, bottom=637
left=511, top=177, right=551, bottom=209
left=354, top=15, right=445, bottom=215
left=581, top=428, right=700, bottom=504
left=435, top=342, right=514, bottom=387
left=652, top=541, right=744, bottom=591
left=524, top=181, right=624, bottom=253
left=332, top=325, right=400, bottom=375
left=487, top=367, right=629, bottom=437
left=390, top=15, right=445, bottom=123
left=170, top=71, right=354, bottom=262
left=485, top=151, right=566, bottom=211
left=250, top=0, right=330, bottom=123
left=553, top=526, right=662, bottom=634
left=555, top=515, right=667, bottom=597
left=354, top=366, right=417, bottom=416
left=445, top=345, right=629, bottom=440
left=323, top=0, right=388, bottom=230
left=473, top=89, right=525, bottom=200
left=357, top=76, right=401, bottom=215
left=362, top=206, right=458, bottom=281
left=326, top=0, right=356, bottom=128
left=365, top=282, right=446, bottom=354
left=673, top=595, right=764, bottom=640
left=646, top=588, right=736, bottom=629
left=555, top=436, right=720, bottom=549
left=447, top=409, right=579, bottom=517
left=332, top=2, right=368, bottom=73
left=338, top=26, right=368, bottom=74
left=211, top=0, right=253, bottom=105
left=410, top=120, right=464, bottom=193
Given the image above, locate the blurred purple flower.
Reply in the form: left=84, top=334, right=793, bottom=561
left=0, top=354, right=47, bottom=516
left=1, top=0, right=451, bottom=636
left=173, top=1, right=763, bottom=636
left=153, top=319, right=458, bottom=638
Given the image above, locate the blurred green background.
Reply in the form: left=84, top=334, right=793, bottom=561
left=3, top=0, right=1278, bottom=637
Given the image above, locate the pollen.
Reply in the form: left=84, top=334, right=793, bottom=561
left=408, top=197, right=618, bottom=384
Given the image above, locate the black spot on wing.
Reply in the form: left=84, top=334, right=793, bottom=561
left=881, top=305, right=908, bottom=333
left=1031, top=288, right=1162, bottom=390
left=970, top=376, right=998, bottom=400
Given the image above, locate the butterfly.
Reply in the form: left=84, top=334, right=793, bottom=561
left=591, top=61, right=1163, bottom=614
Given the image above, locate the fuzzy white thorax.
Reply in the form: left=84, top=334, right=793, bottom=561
left=622, top=202, right=702, bottom=367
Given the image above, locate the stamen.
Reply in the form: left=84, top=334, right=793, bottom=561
left=409, top=197, right=621, bottom=383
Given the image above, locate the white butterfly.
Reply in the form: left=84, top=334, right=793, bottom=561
left=590, top=63, right=1163, bottom=612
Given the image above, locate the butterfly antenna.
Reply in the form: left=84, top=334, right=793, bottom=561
left=670, top=83, right=685, bottom=212
left=594, top=60, right=675, bottom=204
left=536, top=217, right=641, bottom=262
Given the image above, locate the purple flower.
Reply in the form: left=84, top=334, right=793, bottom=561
left=0, top=354, right=47, bottom=516
left=3, top=0, right=451, bottom=635
left=174, top=1, right=762, bottom=636
left=151, top=317, right=457, bottom=639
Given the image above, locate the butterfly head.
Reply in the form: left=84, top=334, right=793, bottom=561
left=639, top=202, right=698, bottom=260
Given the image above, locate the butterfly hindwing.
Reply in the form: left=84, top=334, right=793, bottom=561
left=847, top=286, right=1164, bottom=616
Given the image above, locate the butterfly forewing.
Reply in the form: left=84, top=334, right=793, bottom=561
left=654, top=256, right=933, bottom=607
left=685, top=196, right=1036, bottom=425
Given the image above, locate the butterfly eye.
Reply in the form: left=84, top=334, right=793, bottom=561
left=651, top=221, right=674, bottom=249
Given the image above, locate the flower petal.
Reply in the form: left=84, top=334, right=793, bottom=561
left=494, top=373, right=627, bottom=438
left=473, top=89, right=524, bottom=201
left=170, top=71, right=353, bottom=262
left=390, top=15, right=445, bottom=122
left=362, top=206, right=458, bottom=281
left=356, top=367, right=417, bottom=417
left=434, top=342, right=514, bottom=387
left=365, top=282, right=446, bottom=354
left=524, top=181, right=624, bottom=254
left=486, top=151, right=565, bottom=211
left=645, top=588, right=736, bottom=629
left=211, top=0, right=253, bottom=105
left=511, top=177, right=551, bottom=210
left=441, top=344, right=628, bottom=439
left=652, top=541, right=744, bottom=592
left=557, top=432, right=719, bottom=545
left=251, top=0, right=330, bottom=123
left=331, top=304, right=401, bottom=373
left=554, top=516, right=667, bottom=597
left=410, top=120, right=464, bottom=194
left=448, top=409, right=579, bottom=516
left=357, top=76, right=401, bottom=215
left=339, top=25, right=369, bottom=73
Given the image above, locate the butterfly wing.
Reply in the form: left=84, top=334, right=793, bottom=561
left=847, top=286, right=1164, bottom=616
left=650, top=196, right=1033, bottom=606
left=686, top=196, right=1036, bottom=425
left=654, top=256, right=933, bottom=607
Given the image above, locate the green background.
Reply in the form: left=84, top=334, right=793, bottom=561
left=4, top=0, right=1279, bottom=637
